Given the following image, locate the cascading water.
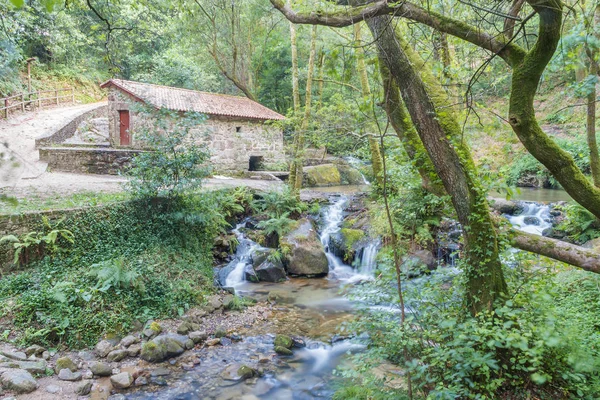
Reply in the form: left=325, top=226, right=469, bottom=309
left=344, top=156, right=371, bottom=185
left=320, top=196, right=378, bottom=282
left=358, top=240, right=380, bottom=275
left=506, top=202, right=552, bottom=236
left=222, top=222, right=262, bottom=289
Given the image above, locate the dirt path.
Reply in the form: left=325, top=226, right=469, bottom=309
left=0, top=102, right=106, bottom=189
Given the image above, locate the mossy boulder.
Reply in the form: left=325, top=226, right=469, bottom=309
left=140, top=334, right=193, bottom=363
left=280, top=219, right=328, bottom=276
left=303, top=164, right=342, bottom=187
left=274, top=335, right=293, bottom=349
left=54, top=357, right=77, bottom=374
left=337, top=164, right=367, bottom=185
left=275, top=346, right=293, bottom=355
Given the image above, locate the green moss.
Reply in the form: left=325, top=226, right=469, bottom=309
left=341, top=228, right=365, bottom=251
left=303, top=164, right=341, bottom=187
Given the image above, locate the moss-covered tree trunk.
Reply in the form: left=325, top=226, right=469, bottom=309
left=367, top=15, right=507, bottom=314
left=586, top=4, right=600, bottom=187
left=354, top=22, right=384, bottom=187
left=291, top=24, right=318, bottom=192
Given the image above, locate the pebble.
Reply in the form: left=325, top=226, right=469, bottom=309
left=75, top=380, right=93, bottom=396
left=45, top=384, right=61, bottom=394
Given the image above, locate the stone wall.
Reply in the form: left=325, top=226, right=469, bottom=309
left=106, top=88, right=286, bottom=173
left=35, top=103, right=108, bottom=148
left=39, top=147, right=142, bottom=175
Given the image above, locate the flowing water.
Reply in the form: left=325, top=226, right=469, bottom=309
left=506, top=202, right=553, bottom=236
left=128, top=195, right=380, bottom=399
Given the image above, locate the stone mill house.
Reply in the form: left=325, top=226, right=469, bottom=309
left=100, top=79, right=286, bottom=173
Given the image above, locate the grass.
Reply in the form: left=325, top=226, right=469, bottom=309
left=0, top=191, right=130, bottom=214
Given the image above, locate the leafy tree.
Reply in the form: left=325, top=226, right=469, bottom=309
left=126, top=106, right=211, bottom=199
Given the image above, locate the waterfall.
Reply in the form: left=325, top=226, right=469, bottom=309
left=358, top=240, right=380, bottom=275
left=344, top=156, right=370, bottom=185
left=223, top=222, right=261, bottom=289
left=506, top=202, right=552, bottom=236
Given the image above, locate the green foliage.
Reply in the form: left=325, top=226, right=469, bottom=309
left=224, top=295, right=256, bottom=311
left=256, top=213, right=295, bottom=238
left=0, top=190, right=241, bottom=348
left=0, top=217, right=74, bottom=265
left=504, top=137, right=591, bottom=189
left=126, top=106, right=211, bottom=199
left=556, top=203, right=600, bottom=243
left=340, top=253, right=600, bottom=399
left=89, top=258, right=145, bottom=294
left=251, top=187, right=307, bottom=218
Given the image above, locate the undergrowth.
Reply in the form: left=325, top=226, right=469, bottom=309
left=0, top=191, right=238, bottom=349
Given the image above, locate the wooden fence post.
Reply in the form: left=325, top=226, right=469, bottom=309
left=55, top=90, right=59, bottom=105
left=71, top=88, right=75, bottom=104
left=3, top=99, right=7, bottom=119
left=21, top=94, right=24, bottom=112
left=38, top=91, right=42, bottom=109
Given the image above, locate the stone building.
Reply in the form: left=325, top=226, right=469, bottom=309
left=100, top=79, right=286, bottom=173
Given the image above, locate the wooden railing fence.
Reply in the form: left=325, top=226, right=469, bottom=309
left=1, top=88, right=75, bottom=119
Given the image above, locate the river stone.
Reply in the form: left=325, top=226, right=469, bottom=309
left=188, top=331, right=208, bottom=344
left=177, top=321, right=200, bottom=335
left=237, top=365, right=256, bottom=380
left=46, top=384, right=61, bottom=394
left=106, top=349, right=128, bottom=363
left=489, top=197, right=522, bottom=215
left=120, top=335, right=139, bottom=348
left=274, top=335, right=293, bottom=349
left=0, top=351, right=27, bottom=362
left=110, top=372, right=133, bottom=389
left=75, top=380, right=92, bottom=396
left=524, top=216, right=540, bottom=226
left=150, top=367, right=171, bottom=377
left=274, top=346, right=293, bottom=356
left=89, top=361, right=112, bottom=376
left=255, top=260, right=286, bottom=283
left=281, top=219, right=329, bottom=276
left=24, top=345, right=45, bottom=358
left=127, top=344, right=141, bottom=357
left=134, top=376, right=148, bottom=386
left=220, top=364, right=249, bottom=381
left=244, top=264, right=259, bottom=283
left=251, top=248, right=274, bottom=268
left=140, top=334, right=189, bottom=363
left=222, top=294, right=235, bottom=309
left=58, top=368, right=81, bottom=381
left=303, top=164, right=342, bottom=187
left=206, top=338, right=221, bottom=346
left=1, top=369, right=37, bottom=393
left=16, top=360, right=47, bottom=375
left=95, top=340, right=114, bottom=358
left=54, top=357, right=77, bottom=374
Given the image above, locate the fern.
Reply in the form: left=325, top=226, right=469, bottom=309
left=89, top=258, right=145, bottom=294
left=257, top=213, right=295, bottom=238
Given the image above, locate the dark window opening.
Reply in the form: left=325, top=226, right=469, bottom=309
left=249, top=156, right=264, bottom=171
left=236, top=126, right=242, bottom=133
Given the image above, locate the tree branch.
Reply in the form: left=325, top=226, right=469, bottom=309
left=270, top=0, right=526, bottom=65
left=511, top=230, right=600, bottom=274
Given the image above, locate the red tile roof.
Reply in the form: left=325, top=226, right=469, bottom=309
left=100, top=79, right=285, bottom=121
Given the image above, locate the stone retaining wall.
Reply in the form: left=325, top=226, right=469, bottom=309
left=35, top=103, right=108, bottom=148
left=39, top=147, right=142, bottom=175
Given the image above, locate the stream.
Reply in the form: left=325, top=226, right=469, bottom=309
left=127, top=194, right=377, bottom=399
left=127, top=189, right=561, bottom=399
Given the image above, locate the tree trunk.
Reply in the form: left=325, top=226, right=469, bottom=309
left=292, top=24, right=318, bottom=192
left=367, top=15, right=507, bottom=314
left=586, top=4, right=600, bottom=187
left=316, top=51, right=325, bottom=111
left=508, top=0, right=600, bottom=220
left=354, top=22, right=384, bottom=187
left=379, top=63, right=445, bottom=195
left=511, top=230, right=600, bottom=274
left=290, top=21, right=300, bottom=113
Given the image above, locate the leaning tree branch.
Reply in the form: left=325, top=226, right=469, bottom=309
left=270, top=0, right=526, bottom=65
left=511, top=231, right=600, bottom=274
